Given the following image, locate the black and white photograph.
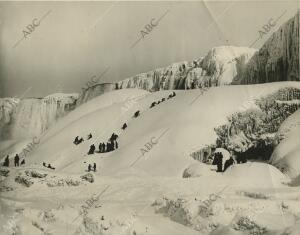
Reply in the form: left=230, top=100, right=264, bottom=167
left=0, top=0, right=299, bottom=234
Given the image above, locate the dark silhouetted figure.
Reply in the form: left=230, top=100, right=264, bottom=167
left=161, top=98, right=165, bottom=102
left=93, top=163, right=96, bottom=172
left=150, top=102, right=156, bottom=108
left=109, top=133, right=118, bottom=142
left=223, top=157, right=234, bottom=172
left=88, top=144, right=96, bottom=155
left=87, top=133, right=92, bottom=139
left=78, top=137, right=84, bottom=144
left=74, top=136, right=79, bottom=145
left=122, top=123, right=128, bottom=130
left=102, top=143, right=106, bottom=153
left=88, top=164, right=92, bottom=172
left=47, top=164, right=55, bottom=170
left=43, top=162, right=46, bottom=167
left=99, top=143, right=103, bottom=153
left=133, top=111, right=140, bottom=118
left=212, top=152, right=223, bottom=172
left=20, top=159, right=25, bottom=166
left=115, top=140, right=118, bottom=149
left=3, top=155, right=9, bottom=167
left=14, top=154, right=20, bottom=167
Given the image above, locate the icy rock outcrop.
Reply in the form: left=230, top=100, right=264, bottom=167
left=237, top=11, right=299, bottom=84
left=0, top=93, right=78, bottom=140
left=117, top=47, right=256, bottom=92
left=25, top=170, right=47, bottom=178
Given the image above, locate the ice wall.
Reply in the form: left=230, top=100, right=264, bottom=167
left=0, top=93, right=78, bottom=140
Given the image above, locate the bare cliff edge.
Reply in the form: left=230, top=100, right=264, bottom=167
left=236, top=10, right=299, bottom=84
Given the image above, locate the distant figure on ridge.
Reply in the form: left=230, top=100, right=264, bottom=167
left=20, top=159, right=25, bottom=166
left=122, top=123, right=127, bottom=130
left=150, top=102, right=156, bottom=108
left=43, top=162, right=46, bottom=167
left=87, top=133, right=92, bottom=139
left=88, top=164, right=92, bottom=172
left=133, top=110, right=140, bottom=118
left=93, top=163, right=96, bottom=172
left=88, top=144, right=96, bottom=155
left=14, top=154, right=20, bottom=167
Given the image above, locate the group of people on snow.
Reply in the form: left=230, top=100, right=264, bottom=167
left=43, top=162, right=55, bottom=170
left=150, top=92, right=176, bottom=109
left=87, top=133, right=119, bottom=155
left=87, top=163, right=97, bottom=172
left=73, top=133, right=92, bottom=145
left=211, top=148, right=247, bottom=172
left=2, top=154, right=25, bottom=167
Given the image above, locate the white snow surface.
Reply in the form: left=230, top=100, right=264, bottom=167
left=1, top=82, right=300, bottom=235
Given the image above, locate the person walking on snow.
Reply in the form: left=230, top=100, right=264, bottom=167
left=93, top=163, right=96, bottom=172
left=88, top=164, right=92, bottom=172
left=3, top=155, right=9, bottom=167
left=14, top=154, right=20, bottom=167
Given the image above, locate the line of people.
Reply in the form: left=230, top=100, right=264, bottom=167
left=212, top=152, right=235, bottom=172
left=2, top=154, right=25, bottom=167
left=150, top=92, right=176, bottom=108
left=43, top=162, right=55, bottom=170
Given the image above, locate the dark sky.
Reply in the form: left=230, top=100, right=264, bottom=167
left=0, top=1, right=298, bottom=98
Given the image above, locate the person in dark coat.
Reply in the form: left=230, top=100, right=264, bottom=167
left=43, top=162, right=46, bottom=167
left=87, top=133, right=92, bottom=139
left=93, top=163, right=96, bottom=172
left=122, top=123, right=127, bottom=130
left=212, top=152, right=223, bottom=172
left=88, top=164, right=92, bottom=172
left=115, top=140, right=118, bottom=149
left=20, top=159, right=25, bottom=166
left=14, top=154, right=20, bottom=167
left=3, top=155, right=9, bottom=167
left=161, top=98, right=165, bottom=102
left=88, top=144, right=96, bottom=155
left=99, top=143, right=103, bottom=153
left=150, top=102, right=156, bottom=108
left=133, top=111, right=140, bottom=118
left=102, top=143, right=106, bottom=152
left=223, top=157, right=234, bottom=172
left=74, top=136, right=79, bottom=145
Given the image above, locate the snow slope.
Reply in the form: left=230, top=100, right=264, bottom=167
left=1, top=82, right=300, bottom=235
left=24, top=82, right=300, bottom=177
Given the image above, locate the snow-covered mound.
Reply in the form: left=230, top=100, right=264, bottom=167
left=236, top=10, right=299, bottom=84
left=224, top=162, right=288, bottom=186
left=182, top=162, right=216, bottom=178
left=270, top=110, right=300, bottom=179
left=23, top=82, right=300, bottom=177
left=0, top=93, right=78, bottom=142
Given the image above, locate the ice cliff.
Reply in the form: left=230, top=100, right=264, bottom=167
left=236, top=10, right=299, bottom=84
left=117, top=46, right=257, bottom=91
left=0, top=93, right=78, bottom=140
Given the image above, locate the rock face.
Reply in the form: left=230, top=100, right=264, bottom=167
left=237, top=11, right=299, bottom=84
left=117, top=46, right=256, bottom=92
left=76, top=83, right=116, bottom=106
left=0, top=93, right=78, bottom=140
